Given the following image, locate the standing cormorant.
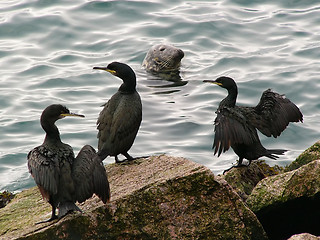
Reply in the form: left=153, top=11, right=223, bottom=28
left=93, top=62, right=142, bottom=163
left=204, top=76, right=303, bottom=169
left=27, top=104, right=110, bottom=223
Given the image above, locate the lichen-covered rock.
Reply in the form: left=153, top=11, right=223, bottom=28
left=285, top=140, right=320, bottom=171
left=0, top=155, right=267, bottom=240
left=246, top=160, right=320, bottom=240
left=223, top=160, right=282, bottom=201
left=0, top=191, right=15, bottom=208
left=287, top=233, right=320, bottom=240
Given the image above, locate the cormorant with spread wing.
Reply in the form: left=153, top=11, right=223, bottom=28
left=93, top=62, right=142, bottom=163
left=27, top=104, right=110, bottom=223
left=204, top=76, right=303, bottom=169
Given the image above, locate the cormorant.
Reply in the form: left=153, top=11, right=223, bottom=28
left=93, top=62, right=142, bottom=163
left=27, top=104, right=110, bottom=223
left=204, top=76, right=303, bottom=169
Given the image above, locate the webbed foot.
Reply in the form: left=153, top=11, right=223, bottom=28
left=223, top=160, right=249, bottom=174
left=35, top=214, right=58, bottom=225
left=115, top=154, right=149, bottom=163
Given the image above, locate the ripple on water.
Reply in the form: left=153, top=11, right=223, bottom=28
left=0, top=0, right=319, bottom=191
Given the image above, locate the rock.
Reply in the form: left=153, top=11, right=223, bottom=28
left=0, top=191, right=15, bottom=208
left=247, top=160, right=320, bottom=240
left=222, top=160, right=283, bottom=201
left=0, top=155, right=268, bottom=240
left=287, top=233, right=320, bottom=240
left=285, top=140, right=320, bottom=171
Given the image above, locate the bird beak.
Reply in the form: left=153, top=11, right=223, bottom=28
left=93, top=66, right=116, bottom=75
left=60, top=113, right=85, bottom=118
left=203, top=80, right=222, bottom=86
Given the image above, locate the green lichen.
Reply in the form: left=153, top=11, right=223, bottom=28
left=1, top=155, right=268, bottom=240
left=285, top=140, right=320, bottom=172
left=0, top=187, right=52, bottom=239
left=223, top=160, right=284, bottom=202
left=0, top=191, right=15, bottom=208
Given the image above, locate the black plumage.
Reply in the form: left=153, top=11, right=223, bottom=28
left=204, top=76, right=303, bottom=168
left=93, top=62, right=142, bottom=163
left=27, top=104, right=110, bottom=223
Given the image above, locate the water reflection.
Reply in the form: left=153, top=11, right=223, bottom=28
left=145, top=70, right=188, bottom=94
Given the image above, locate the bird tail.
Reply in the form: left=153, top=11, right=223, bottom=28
left=266, top=149, right=287, bottom=160
left=57, top=202, right=82, bottom=218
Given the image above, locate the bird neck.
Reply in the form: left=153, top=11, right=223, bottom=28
left=220, top=87, right=238, bottom=108
left=42, top=121, right=62, bottom=144
left=119, top=78, right=136, bottom=94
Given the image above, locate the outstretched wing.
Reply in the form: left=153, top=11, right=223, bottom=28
left=72, top=145, right=110, bottom=204
left=27, top=146, right=59, bottom=201
left=213, top=107, right=259, bottom=156
left=248, top=89, right=303, bottom=138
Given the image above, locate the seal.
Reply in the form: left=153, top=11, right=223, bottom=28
left=142, top=44, right=184, bottom=73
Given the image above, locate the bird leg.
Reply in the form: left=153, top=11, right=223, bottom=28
left=115, top=155, right=126, bottom=163
left=115, top=153, right=150, bottom=163
left=223, top=158, right=248, bottom=174
left=35, top=206, right=58, bottom=224
left=123, top=152, right=134, bottom=161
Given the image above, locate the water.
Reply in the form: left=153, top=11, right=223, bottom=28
left=0, top=0, right=319, bottom=192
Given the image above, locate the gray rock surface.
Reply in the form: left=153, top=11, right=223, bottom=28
left=287, top=233, right=320, bottom=240
left=0, top=155, right=267, bottom=240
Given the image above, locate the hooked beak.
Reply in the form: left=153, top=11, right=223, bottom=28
left=203, top=80, right=222, bottom=86
left=93, top=66, right=116, bottom=75
left=60, top=112, right=85, bottom=118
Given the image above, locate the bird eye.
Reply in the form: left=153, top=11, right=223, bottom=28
left=160, top=47, right=165, bottom=51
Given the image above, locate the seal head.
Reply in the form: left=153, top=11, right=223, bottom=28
left=142, top=44, right=184, bottom=73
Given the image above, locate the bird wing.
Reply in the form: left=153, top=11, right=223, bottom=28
left=27, top=146, right=60, bottom=200
left=72, top=145, right=110, bottom=204
left=248, top=89, right=303, bottom=137
left=213, top=107, right=259, bottom=157
left=97, top=92, right=142, bottom=154
left=109, top=96, right=142, bottom=144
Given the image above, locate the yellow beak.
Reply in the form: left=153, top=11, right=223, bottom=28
left=93, top=67, right=116, bottom=75
left=60, top=113, right=85, bottom=118
left=203, top=80, right=222, bottom=86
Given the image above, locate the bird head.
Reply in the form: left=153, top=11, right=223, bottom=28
left=93, top=62, right=137, bottom=93
left=41, top=104, right=84, bottom=124
left=93, top=62, right=135, bottom=80
left=203, top=76, right=237, bottom=91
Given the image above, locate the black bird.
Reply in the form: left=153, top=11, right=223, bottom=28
left=93, top=62, right=142, bottom=163
left=27, top=104, right=110, bottom=223
left=204, top=76, right=303, bottom=169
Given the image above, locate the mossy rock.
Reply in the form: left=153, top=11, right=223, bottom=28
left=0, top=155, right=267, bottom=240
left=223, top=160, right=283, bottom=201
left=246, top=160, right=320, bottom=240
left=0, top=191, right=15, bottom=208
left=285, top=140, right=320, bottom=171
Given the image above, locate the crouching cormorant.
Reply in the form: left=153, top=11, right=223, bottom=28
left=27, top=104, right=110, bottom=223
left=93, top=62, right=142, bottom=163
left=204, top=76, right=303, bottom=170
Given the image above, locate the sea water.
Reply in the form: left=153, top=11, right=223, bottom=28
left=0, top=0, right=319, bottom=192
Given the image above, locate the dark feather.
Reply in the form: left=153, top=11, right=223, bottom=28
left=204, top=76, right=302, bottom=167
left=72, top=145, right=110, bottom=204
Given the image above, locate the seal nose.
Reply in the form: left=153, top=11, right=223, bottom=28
left=177, top=49, right=184, bottom=60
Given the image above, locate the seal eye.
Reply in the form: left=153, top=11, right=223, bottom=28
left=160, top=47, right=165, bottom=51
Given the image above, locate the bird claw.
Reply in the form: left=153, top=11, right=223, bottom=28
left=223, top=162, right=248, bottom=174
left=115, top=155, right=150, bottom=164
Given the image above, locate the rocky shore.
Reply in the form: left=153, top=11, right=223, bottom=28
left=1, top=141, right=320, bottom=240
